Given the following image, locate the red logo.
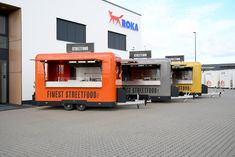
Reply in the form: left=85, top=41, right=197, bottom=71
left=109, top=10, right=123, bottom=25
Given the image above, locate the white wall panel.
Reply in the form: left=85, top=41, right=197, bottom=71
left=219, top=70, right=233, bottom=88
left=203, top=71, right=220, bottom=88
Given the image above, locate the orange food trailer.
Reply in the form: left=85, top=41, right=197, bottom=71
left=34, top=52, right=144, bottom=111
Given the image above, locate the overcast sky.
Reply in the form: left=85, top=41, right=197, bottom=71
left=111, top=0, right=235, bottom=64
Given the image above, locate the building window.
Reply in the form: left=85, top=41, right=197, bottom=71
left=0, top=16, right=7, bottom=35
left=0, top=36, right=7, bottom=49
left=0, top=15, right=8, bottom=49
left=57, top=18, right=86, bottom=43
left=108, top=31, right=126, bottom=51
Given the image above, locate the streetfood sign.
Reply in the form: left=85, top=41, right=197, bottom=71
left=165, top=55, right=184, bottom=62
left=67, top=43, right=94, bottom=52
left=129, top=50, right=152, bottom=59
left=46, top=90, right=99, bottom=99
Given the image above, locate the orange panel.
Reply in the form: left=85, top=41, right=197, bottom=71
left=35, top=52, right=117, bottom=103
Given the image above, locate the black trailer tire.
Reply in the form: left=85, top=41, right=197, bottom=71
left=63, top=103, right=74, bottom=111
left=76, top=104, right=86, bottom=111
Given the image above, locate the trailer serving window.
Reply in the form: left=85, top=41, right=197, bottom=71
left=43, top=60, right=102, bottom=87
left=122, top=64, right=161, bottom=85
left=172, top=67, right=193, bottom=84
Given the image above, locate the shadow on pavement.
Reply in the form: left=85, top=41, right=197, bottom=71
left=38, top=105, right=146, bottom=112
left=0, top=104, right=33, bottom=111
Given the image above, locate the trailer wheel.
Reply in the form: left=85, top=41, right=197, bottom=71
left=76, top=104, right=86, bottom=111
left=63, top=103, right=74, bottom=111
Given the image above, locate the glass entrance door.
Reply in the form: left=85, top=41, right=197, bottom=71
left=0, top=60, right=7, bottom=103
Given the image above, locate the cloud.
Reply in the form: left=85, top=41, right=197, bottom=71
left=110, top=0, right=235, bottom=63
left=187, top=2, right=222, bottom=19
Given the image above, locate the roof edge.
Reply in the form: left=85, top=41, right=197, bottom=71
left=102, top=0, right=141, bottom=16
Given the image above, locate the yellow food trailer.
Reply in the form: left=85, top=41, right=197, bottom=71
left=171, top=62, right=202, bottom=95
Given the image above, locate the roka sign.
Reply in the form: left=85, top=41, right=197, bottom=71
left=108, top=10, right=139, bottom=31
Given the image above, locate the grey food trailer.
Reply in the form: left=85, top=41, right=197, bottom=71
left=122, top=59, right=175, bottom=102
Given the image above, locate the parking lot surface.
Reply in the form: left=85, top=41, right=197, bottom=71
left=0, top=90, right=235, bottom=157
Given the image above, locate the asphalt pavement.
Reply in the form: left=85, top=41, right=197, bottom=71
left=0, top=89, right=234, bottom=157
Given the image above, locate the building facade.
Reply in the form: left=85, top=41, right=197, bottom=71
left=0, top=0, right=142, bottom=104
